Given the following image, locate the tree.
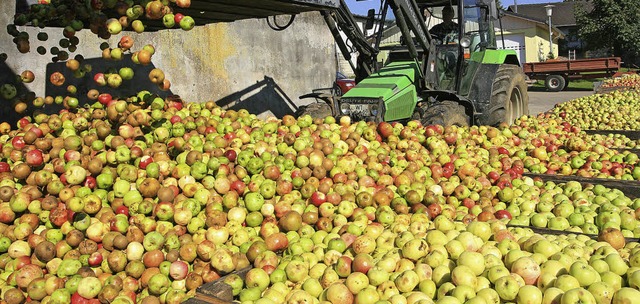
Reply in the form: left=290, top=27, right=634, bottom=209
left=575, top=0, right=640, bottom=63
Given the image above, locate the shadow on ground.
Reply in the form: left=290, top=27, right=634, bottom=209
left=44, top=54, right=174, bottom=111
left=216, top=76, right=299, bottom=119
left=0, top=61, right=33, bottom=127
left=527, top=86, right=594, bottom=92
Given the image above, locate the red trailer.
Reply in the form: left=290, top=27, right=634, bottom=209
left=523, top=57, right=621, bottom=91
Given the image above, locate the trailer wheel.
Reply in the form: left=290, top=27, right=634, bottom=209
left=483, top=64, right=529, bottom=126
left=417, top=100, right=470, bottom=127
left=545, top=74, right=566, bottom=92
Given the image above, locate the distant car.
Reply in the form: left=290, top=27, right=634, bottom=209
left=334, top=72, right=355, bottom=96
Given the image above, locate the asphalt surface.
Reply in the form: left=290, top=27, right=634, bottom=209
left=526, top=87, right=594, bottom=115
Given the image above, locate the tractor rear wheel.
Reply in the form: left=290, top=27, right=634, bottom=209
left=483, top=64, right=529, bottom=126
left=416, top=100, right=470, bottom=127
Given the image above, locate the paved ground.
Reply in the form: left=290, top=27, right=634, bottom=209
left=526, top=87, right=594, bottom=115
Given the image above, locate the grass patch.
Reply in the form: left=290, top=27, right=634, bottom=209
left=530, top=78, right=603, bottom=91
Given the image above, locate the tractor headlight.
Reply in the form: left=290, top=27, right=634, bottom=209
left=460, top=37, right=471, bottom=48
left=340, top=103, right=350, bottom=114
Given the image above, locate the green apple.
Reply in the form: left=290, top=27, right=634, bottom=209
left=457, top=251, right=485, bottom=276
left=628, top=269, right=640, bottom=289
left=77, top=276, right=102, bottom=299
left=567, top=213, right=585, bottom=227
left=451, top=285, right=476, bottom=303
left=537, top=272, right=557, bottom=292
left=555, top=274, right=581, bottom=292
left=531, top=213, right=549, bottom=228
left=418, top=279, right=436, bottom=299
left=245, top=268, right=270, bottom=291
left=600, top=271, right=623, bottom=291
left=244, top=192, right=264, bottom=212
left=163, top=13, right=175, bottom=28
left=560, top=287, right=596, bottom=304
left=548, top=217, right=570, bottom=230
left=612, top=287, right=640, bottom=304
left=355, top=286, right=380, bottom=303
left=119, top=67, right=134, bottom=80
left=494, top=275, right=520, bottom=301
left=553, top=202, right=575, bottom=219
left=569, top=261, right=601, bottom=287
left=394, top=270, right=419, bottom=293
left=285, top=260, right=308, bottom=283
left=0, top=84, right=17, bottom=100
left=477, top=288, right=500, bottom=304
left=542, top=287, right=564, bottom=304
left=602, top=254, right=628, bottom=277
left=516, top=285, right=543, bottom=304
left=239, top=287, right=261, bottom=302
left=534, top=239, right=561, bottom=259
left=179, top=16, right=195, bottom=31
left=467, top=221, right=492, bottom=242
left=587, top=281, right=614, bottom=304
left=590, top=259, right=610, bottom=274
left=487, top=265, right=510, bottom=284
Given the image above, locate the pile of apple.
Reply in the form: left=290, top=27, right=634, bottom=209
left=509, top=116, right=640, bottom=179
left=1, top=2, right=640, bottom=304
left=222, top=219, right=640, bottom=304
left=0, top=94, right=637, bottom=303
left=600, top=74, right=640, bottom=91
left=408, top=116, right=640, bottom=181
left=551, top=89, right=640, bottom=131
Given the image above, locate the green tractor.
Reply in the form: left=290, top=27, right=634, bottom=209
left=302, top=0, right=528, bottom=126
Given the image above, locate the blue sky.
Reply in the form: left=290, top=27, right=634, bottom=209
left=345, top=0, right=564, bottom=15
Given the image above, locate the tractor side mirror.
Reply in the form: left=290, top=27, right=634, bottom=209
left=365, top=9, right=375, bottom=30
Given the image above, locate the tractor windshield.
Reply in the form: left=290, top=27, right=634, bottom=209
left=461, top=3, right=496, bottom=51
left=427, top=0, right=497, bottom=90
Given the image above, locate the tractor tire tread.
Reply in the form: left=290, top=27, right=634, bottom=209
left=420, top=100, right=470, bottom=127
left=482, top=64, right=529, bottom=126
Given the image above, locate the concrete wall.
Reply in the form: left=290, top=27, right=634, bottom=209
left=0, top=1, right=337, bottom=120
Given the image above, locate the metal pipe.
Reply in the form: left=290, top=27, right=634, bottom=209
left=545, top=5, right=554, bottom=58
left=548, top=15, right=552, bottom=57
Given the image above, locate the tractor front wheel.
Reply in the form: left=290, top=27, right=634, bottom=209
left=416, top=100, right=470, bottom=127
left=295, top=102, right=333, bottom=120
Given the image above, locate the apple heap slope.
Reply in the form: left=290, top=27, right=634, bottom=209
left=551, top=90, right=640, bottom=131
left=599, top=74, right=640, bottom=91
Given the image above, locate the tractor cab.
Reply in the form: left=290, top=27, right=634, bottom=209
left=419, top=0, right=500, bottom=91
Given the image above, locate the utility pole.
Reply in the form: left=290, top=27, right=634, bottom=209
left=545, top=5, right=554, bottom=59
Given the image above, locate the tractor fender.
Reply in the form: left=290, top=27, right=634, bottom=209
left=466, top=63, right=501, bottom=117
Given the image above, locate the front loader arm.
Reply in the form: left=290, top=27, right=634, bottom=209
left=321, top=0, right=379, bottom=83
